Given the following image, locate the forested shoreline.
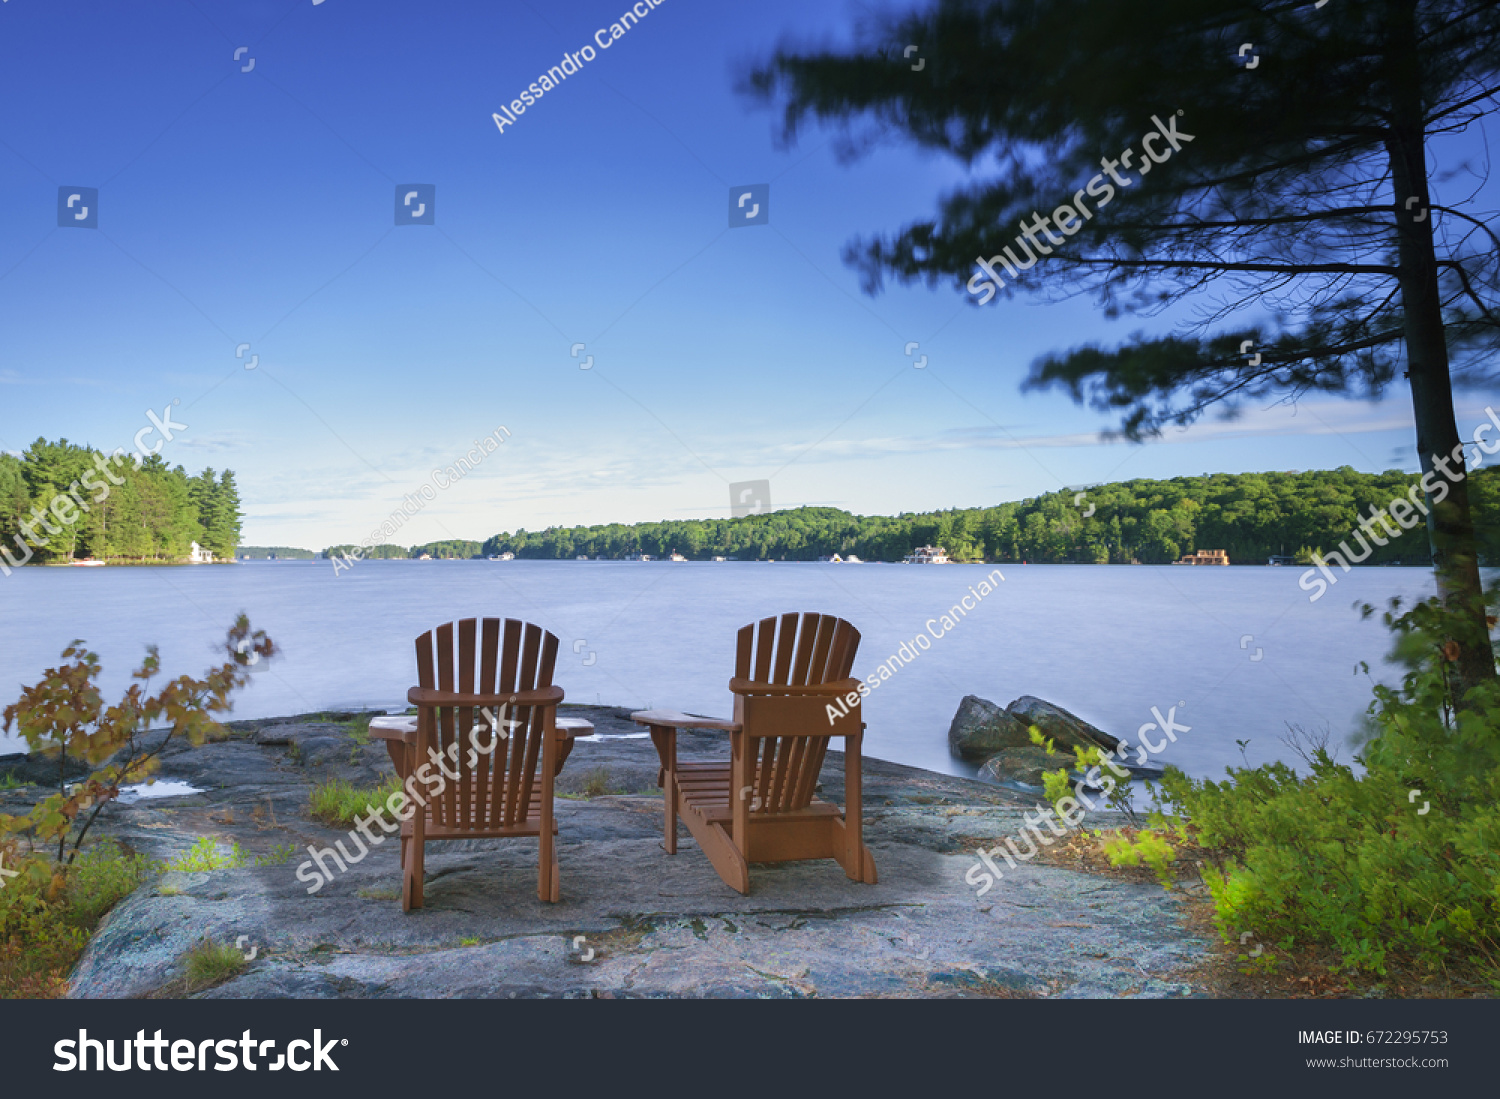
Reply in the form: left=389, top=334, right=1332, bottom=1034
left=0, top=438, right=241, bottom=565
left=319, top=467, right=1499, bottom=565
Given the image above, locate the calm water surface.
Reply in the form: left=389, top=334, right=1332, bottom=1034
left=0, top=560, right=1475, bottom=781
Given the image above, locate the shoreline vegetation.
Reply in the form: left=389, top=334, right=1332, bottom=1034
left=324, top=467, right=1498, bottom=566
left=1, top=438, right=241, bottom=571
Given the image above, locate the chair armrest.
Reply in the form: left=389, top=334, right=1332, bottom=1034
left=727, top=678, right=861, bottom=698
left=369, top=715, right=418, bottom=744
left=555, top=717, right=594, bottom=738
left=630, top=708, right=740, bottom=732
left=407, top=685, right=565, bottom=707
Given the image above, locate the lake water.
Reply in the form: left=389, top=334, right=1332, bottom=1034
left=0, top=559, right=1473, bottom=782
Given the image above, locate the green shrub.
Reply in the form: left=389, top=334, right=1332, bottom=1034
left=0, top=840, right=149, bottom=997
left=1146, top=592, right=1500, bottom=977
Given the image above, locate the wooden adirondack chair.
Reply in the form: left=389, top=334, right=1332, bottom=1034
left=369, top=618, right=579, bottom=910
left=632, top=612, right=877, bottom=894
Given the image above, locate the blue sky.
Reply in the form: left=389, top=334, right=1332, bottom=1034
left=1, top=0, right=1495, bottom=550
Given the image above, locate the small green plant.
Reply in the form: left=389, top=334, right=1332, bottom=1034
left=255, top=843, right=295, bottom=867
left=459, top=936, right=481, bottom=947
left=357, top=886, right=401, bottom=901
left=580, top=767, right=613, bottom=798
left=168, top=836, right=248, bottom=871
left=310, top=776, right=402, bottom=827
left=164, top=836, right=297, bottom=872
left=1026, top=725, right=1056, bottom=755
left=181, top=939, right=247, bottom=992
left=1040, top=740, right=1139, bottom=823
left=0, top=772, right=29, bottom=790
left=1101, top=830, right=1177, bottom=889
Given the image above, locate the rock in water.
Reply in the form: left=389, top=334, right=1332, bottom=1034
left=1005, top=696, right=1120, bottom=753
left=977, top=747, right=1072, bottom=789
left=947, top=695, right=1033, bottom=759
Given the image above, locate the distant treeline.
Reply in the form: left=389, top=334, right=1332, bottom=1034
left=314, top=467, right=1500, bottom=566
left=322, top=539, right=484, bottom=560
left=471, top=467, right=1500, bottom=565
left=237, top=546, right=316, bottom=560
left=1, top=438, right=241, bottom=565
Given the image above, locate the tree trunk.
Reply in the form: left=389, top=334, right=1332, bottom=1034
left=1386, top=0, right=1495, bottom=698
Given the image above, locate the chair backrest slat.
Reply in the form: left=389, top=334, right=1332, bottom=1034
left=492, top=618, right=523, bottom=819
left=788, top=613, right=821, bottom=687
left=456, top=620, right=477, bottom=829
left=434, top=623, right=457, bottom=827
left=771, top=612, right=798, bottom=684
left=474, top=618, right=501, bottom=824
left=513, top=624, right=545, bottom=827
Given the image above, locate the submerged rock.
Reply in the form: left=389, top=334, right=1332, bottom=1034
left=977, top=746, right=1080, bottom=790
left=947, top=695, right=1032, bottom=759
left=1006, top=696, right=1120, bottom=754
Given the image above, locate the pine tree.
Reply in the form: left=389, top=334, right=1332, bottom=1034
left=747, top=0, right=1500, bottom=692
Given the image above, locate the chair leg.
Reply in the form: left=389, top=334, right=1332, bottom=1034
left=664, top=778, right=679, bottom=854
left=650, top=725, right=678, bottom=854
left=402, top=836, right=424, bottom=911
left=539, top=723, right=558, bottom=903
left=538, top=825, right=555, bottom=903
left=698, top=822, right=750, bottom=894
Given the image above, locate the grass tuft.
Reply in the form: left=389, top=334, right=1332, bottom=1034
left=164, top=836, right=296, bottom=872
left=181, top=939, right=248, bottom=992
left=310, top=776, right=402, bottom=827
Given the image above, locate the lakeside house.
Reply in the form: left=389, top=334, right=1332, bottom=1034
left=188, top=542, right=214, bottom=564
left=623, top=553, right=652, bottom=561
left=903, top=545, right=952, bottom=564
left=1174, top=549, right=1230, bottom=566
left=711, top=556, right=726, bottom=562
left=668, top=551, right=688, bottom=561
left=818, top=553, right=844, bottom=563
left=1267, top=554, right=1295, bottom=566
left=489, top=552, right=515, bottom=561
